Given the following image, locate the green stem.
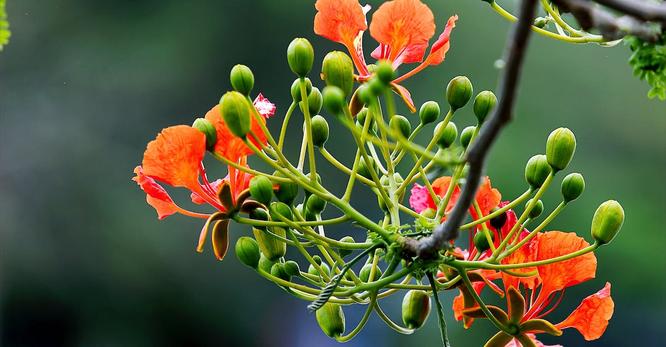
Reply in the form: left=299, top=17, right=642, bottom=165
left=428, top=272, right=451, bottom=347
left=277, top=101, right=297, bottom=150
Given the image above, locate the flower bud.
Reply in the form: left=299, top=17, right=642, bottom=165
left=287, top=38, right=314, bottom=77
left=375, top=60, right=394, bottom=85
left=338, top=236, right=355, bottom=258
left=258, top=254, right=274, bottom=273
left=435, top=121, right=457, bottom=148
left=446, top=76, right=473, bottom=110
left=272, top=171, right=299, bottom=205
left=489, top=208, right=507, bottom=230
left=401, top=290, right=431, bottom=329
left=357, top=157, right=377, bottom=180
left=473, top=90, right=497, bottom=124
left=366, top=77, right=385, bottom=97
left=311, top=115, right=329, bottom=147
left=230, top=64, right=254, bottom=95
left=270, top=201, right=293, bottom=221
left=321, top=51, right=354, bottom=97
left=270, top=262, right=291, bottom=281
left=546, top=127, right=576, bottom=171
left=534, top=17, right=549, bottom=28
left=322, top=86, right=346, bottom=115
left=305, top=87, right=323, bottom=115
left=561, top=173, right=585, bottom=203
left=591, top=200, right=624, bottom=245
left=253, top=227, right=286, bottom=261
left=359, top=263, right=383, bottom=282
left=291, top=78, right=313, bottom=102
left=473, top=231, right=494, bottom=252
left=390, top=115, right=411, bottom=138
left=249, top=175, right=273, bottom=205
left=420, top=208, right=436, bottom=219
left=249, top=207, right=269, bottom=223
left=219, top=91, right=251, bottom=138
left=525, top=154, right=552, bottom=188
left=308, top=262, right=331, bottom=278
left=192, top=118, right=217, bottom=151
left=419, top=101, right=440, bottom=125
left=283, top=260, right=301, bottom=277
left=460, top=126, right=476, bottom=149
left=235, top=236, right=261, bottom=269
left=316, top=303, right=346, bottom=338
left=356, top=108, right=377, bottom=135
left=306, top=194, right=327, bottom=214
left=526, top=198, right=544, bottom=219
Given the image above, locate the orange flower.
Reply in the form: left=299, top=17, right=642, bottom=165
left=556, top=282, right=614, bottom=341
left=409, top=176, right=501, bottom=217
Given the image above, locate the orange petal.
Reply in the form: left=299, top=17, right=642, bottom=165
left=536, top=231, right=597, bottom=296
left=475, top=177, right=502, bottom=216
left=369, top=0, right=435, bottom=62
left=425, top=15, right=458, bottom=66
left=501, top=235, right=539, bottom=290
left=556, top=282, right=614, bottom=340
left=390, top=82, right=416, bottom=113
left=134, top=166, right=179, bottom=219
left=142, top=125, right=206, bottom=189
left=314, top=0, right=368, bottom=45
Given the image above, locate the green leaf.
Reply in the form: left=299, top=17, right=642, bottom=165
left=626, top=33, right=666, bottom=101
left=0, top=0, right=10, bottom=51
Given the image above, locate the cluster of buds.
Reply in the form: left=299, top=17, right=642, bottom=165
left=133, top=1, right=625, bottom=346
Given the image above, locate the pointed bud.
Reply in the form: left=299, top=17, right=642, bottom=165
left=435, top=121, right=458, bottom=148
left=306, top=194, right=327, bottom=214
left=287, top=38, right=314, bottom=77
left=591, top=200, right=624, bottom=245
left=258, top=254, right=275, bottom=273
left=561, top=173, right=585, bottom=203
left=534, top=17, right=549, bottom=28
left=489, top=208, right=507, bottom=230
left=304, top=87, right=323, bottom=115
left=402, top=290, right=431, bottom=329
left=446, top=76, right=473, bottom=110
left=235, top=236, right=261, bottom=269
left=272, top=170, right=299, bottom=205
left=321, top=51, right=354, bottom=97
left=192, top=118, right=217, bottom=151
left=375, top=60, right=394, bottom=85
left=311, top=115, right=330, bottom=147
left=283, top=260, right=301, bottom=277
left=546, top=127, right=576, bottom=171
left=249, top=175, right=273, bottom=205
left=526, top=198, right=544, bottom=219
left=291, top=78, right=312, bottom=102
left=357, top=157, right=377, bottom=180
left=308, top=262, right=330, bottom=278
left=253, top=227, right=286, bottom=262
left=338, top=236, right=355, bottom=258
left=419, top=101, right=440, bottom=125
left=359, top=263, right=383, bottom=282
left=473, top=90, right=497, bottom=124
left=390, top=114, right=411, bottom=138
left=270, top=262, right=291, bottom=281
left=474, top=231, right=494, bottom=252
left=461, top=126, right=476, bottom=149
left=219, top=91, right=251, bottom=138
left=316, top=303, right=346, bottom=338
left=322, top=86, right=346, bottom=115
left=270, top=201, right=293, bottom=221
left=525, top=154, right=552, bottom=188
left=230, top=64, right=254, bottom=95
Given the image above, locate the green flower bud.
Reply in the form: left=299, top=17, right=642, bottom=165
left=389, top=114, right=411, bottom=138
left=473, top=231, right=494, bottom=252
left=287, top=38, right=314, bottom=77
left=258, top=254, right=274, bottom=273
left=316, top=303, right=345, bottom=338
left=489, top=208, right=507, bottom=230
left=561, top=173, right=585, bottom=203
left=525, top=154, right=552, bottom=188
left=306, top=194, right=327, bottom=214
left=311, top=115, right=329, bottom=147
left=270, top=201, right=293, bottom=221
left=219, top=91, right=251, bottom=138
left=355, top=84, right=373, bottom=106
left=356, top=108, right=377, bottom=135
left=322, top=86, right=346, bottom=115
left=308, top=262, right=330, bottom=278
left=270, top=262, right=290, bottom=281
left=534, top=17, right=549, bottom=28
left=377, top=192, right=388, bottom=212
left=305, top=87, right=323, bottom=115
left=591, top=200, right=624, bottom=245
left=229, top=64, right=254, bottom=95
left=546, top=127, right=576, bottom=171
left=366, top=77, right=385, bottom=96
left=446, top=76, right=473, bottom=110
left=460, top=126, right=476, bottom=149
left=253, top=227, right=286, bottom=262
left=338, top=236, right=355, bottom=258
left=312, top=255, right=323, bottom=265
left=235, top=236, right=261, bottom=269
left=401, top=290, right=431, bottom=329
left=291, top=78, right=312, bottom=102
left=420, top=208, right=436, bottom=219
left=419, top=100, right=440, bottom=125
left=473, top=90, right=497, bottom=124
left=321, top=51, right=354, bottom=97
left=435, top=121, right=457, bottom=148
left=249, top=207, right=269, bottom=223
left=272, top=171, right=299, bottom=205
left=375, top=60, right=394, bottom=85
left=249, top=175, right=273, bottom=205
left=526, top=198, right=544, bottom=219
left=283, top=260, right=301, bottom=277
left=359, top=263, right=383, bottom=282
left=357, top=157, right=377, bottom=180
left=192, top=118, right=217, bottom=151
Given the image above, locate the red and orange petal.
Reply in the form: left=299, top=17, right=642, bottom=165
left=369, top=0, right=435, bottom=62
left=536, top=231, right=597, bottom=296
left=424, top=15, right=458, bottom=66
left=556, top=282, right=614, bottom=341
left=314, top=0, right=368, bottom=45
left=474, top=177, right=502, bottom=217
left=191, top=179, right=224, bottom=205
left=501, top=235, right=539, bottom=290
left=133, top=166, right=178, bottom=219
left=205, top=104, right=267, bottom=162
left=141, top=125, right=206, bottom=189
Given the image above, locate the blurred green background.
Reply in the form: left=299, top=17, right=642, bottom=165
left=1, top=0, right=664, bottom=346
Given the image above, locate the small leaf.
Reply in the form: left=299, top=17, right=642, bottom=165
left=240, top=199, right=264, bottom=214
left=507, top=287, right=526, bottom=324
left=235, top=188, right=252, bottom=207
left=218, top=181, right=235, bottom=211
left=212, top=219, right=231, bottom=261
left=520, top=318, right=563, bottom=336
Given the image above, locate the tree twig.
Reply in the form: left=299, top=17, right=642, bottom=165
left=592, top=0, right=666, bottom=24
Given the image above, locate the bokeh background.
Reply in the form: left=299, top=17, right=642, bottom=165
left=1, top=0, right=664, bottom=346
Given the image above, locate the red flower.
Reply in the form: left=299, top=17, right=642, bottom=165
left=314, top=0, right=458, bottom=112
left=409, top=176, right=501, bottom=217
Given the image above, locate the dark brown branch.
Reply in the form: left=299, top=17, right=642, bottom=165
left=593, top=0, right=666, bottom=24
left=403, top=0, right=539, bottom=259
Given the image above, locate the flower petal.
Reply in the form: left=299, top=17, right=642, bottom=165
left=142, top=125, right=206, bottom=189
left=390, top=82, right=417, bottom=112
left=253, top=93, right=276, bottom=119
left=314, top=0, right=368, bottom=45
left=408, top=183, right=432, bottom=213
left=556, top=282, right=614, bottom=341
left=191, top=179, right=224, bottom=205
left=536, top=231, right=597, bottom=295
left=133, top=166, right=179, bottom=220
left=424, top=15, right=458, bottom=66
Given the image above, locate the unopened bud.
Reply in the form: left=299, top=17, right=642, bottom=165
left=249, top=175, right=273, bottom=205
left=311, top=115, right=330, bottom=147
left=291, top=78, right=313, bottom=102
left=235, top=236, right=261, bottom=269
left=561, top=173, right=585, bottom=203
left=253, top=227, right=286, bottom=261
left=591, top=200, right=624, bottom=245
left=390, top=115, right=411, bottom=138
left=338, top=236, right=355, bottom=258
left=287, top=38, right=314, bottom=77
left=419, top=101, right=440, bottom=125
left=305, top=87, right=323, bottom=115
left=321, top=51, right=354, bottom=97
left=526, top=198, right=544, bottom=219
left=272, top=171, right=299, bottom=205
left=473, top=231, right=494, bottom=252
left=446, top=76, right=473, bottom=110
left=283, top=260, right=301, bottom=277
left=375, top=60, right=394, bottom=85
left=489, top=208, right=507, bottom=230
left=525, top=154, right=552, bottom=188
left=192, top=118, right=217, bottom=151
left=230, top=64, right=254, bottom=95
left=270, top=201, right=293, bottom=221
left=546, top=127, right=576, bottom=171
left=435, top=121, right=458, bottom=148
left=401, top=290, right=431, bottom=329
left=460, top=126, right=476, bottom=149
left=316, top=303, right=346, bottom=338
left=322, top=86, right=346, bottom=115
left=219, top=91, right=251, bottom=137
left=306, top=194, right=327, bottom=214
left=473, top=90, right=497, bottom=124
left=359, top=263, right=383, bottom=282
